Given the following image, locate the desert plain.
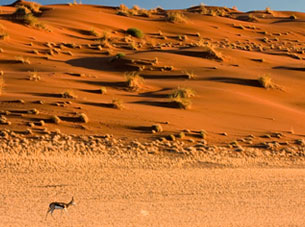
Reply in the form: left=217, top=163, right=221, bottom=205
left=1, top=1, right=305, bottom=226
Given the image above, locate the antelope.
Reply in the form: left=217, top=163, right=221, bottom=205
left=45, top=197, right=76, bottom=220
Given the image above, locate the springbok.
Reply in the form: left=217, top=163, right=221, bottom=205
left=45, top=197, right=76, bottom=220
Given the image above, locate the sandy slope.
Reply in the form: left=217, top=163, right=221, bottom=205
left=0, top=2, right=304, bottom=144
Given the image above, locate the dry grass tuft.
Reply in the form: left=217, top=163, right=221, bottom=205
left=152, top=124, right=163, bottom=133
left=16, top=56, right=31, bottom=64
left=28, top=71, right=40, bottom=81
left=258, top=74, right=277, bottom=89
left=112, top=98, right=125, bottom=110
left=166, top=12, right=187, bottom=23
left=61, top=90, right=77, bottom=99
left=100, top=86, right=107, bottom=94
left=78, top=113, right=89, bottom=123
left=170, top=87, right=196, bottom=99
left=50, top=115, right=61, bottom=124
left=125, top=71, right=144, bottom=91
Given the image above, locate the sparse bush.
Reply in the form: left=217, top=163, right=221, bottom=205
left=16, top=56, right=31, bottom=64
left=177, top=131, right=185, bottom=139
left=125, top=71, right=144, bottom=91
left=12, top=6, right=44, bottom=28
left=112, top=98, right=125, bottom=110
left=170, top=87, right=196, bottom=99
left=152, top=124, right=163, bottom=133
left=289, top=15, right=297, bottom=20
left=183, top=71, right=196, bottom=79
left=88, top=28, right=99, bottom=37
left=258, top=74, right=275, bottom=89
left=50, top=115, right=61, bottom=124
left=28, top=71, right=40, bottom=81
left=166, top=12, right=187, bottom=23
left=126, top=28, right=144, bottom=38
left=78, top=113, right=89, bottom=123
left=199, top=130, right=207, bottom=139
left=100, top=86, right=107, bottom=94
left=0, top=33, right=9, bottom=40
left=61, top=90, right=77, bottom=99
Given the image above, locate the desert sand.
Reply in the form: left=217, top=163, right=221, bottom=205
left=1, top=1, right=305, bottom=226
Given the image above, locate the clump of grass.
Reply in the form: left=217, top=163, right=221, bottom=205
left=258, top=74, right=276, bottom=89
left=126, top=28, right=144, bottom=38
left=28, top=71, right=40, bottom=81
left=100, top=86, right=107, bottom=94
left=12, top=6, right=45, bottom=29
left=125, top=71, right=144, bottom=91
left=50, top=115, right=61, bottom=124
left=88, top=28, right=99, bottom=37
left=61, top=90, right=77, bottom=99
left=199, top=130, right=207, bottom=139
left=152, top=124, right=163, bottom=133
left=289, top=14, right=297, bottom=20
left=177, top=131, right=185, bottom=139
left=166, top=12, right=187, bottom=23
left=0, top=33, right=9, bottom=40
left=112, top=98, right=125, bottom=110
left=183, top=71, right=196, bottom=79
left=170, top=87, right=196, bottom=99
left=16, top=56, right=31, bottom=64
left=78, top=113, right=89, bottom=123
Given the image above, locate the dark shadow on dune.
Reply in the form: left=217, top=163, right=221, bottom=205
left=26, top=92, right=62, bottom=98
left=75, top=79, right=127, bottom=90
left=133, top=100, right=181, bottom=109
left=80, top=89, right=104, bottom=94
left=273, top=66, right=305, bottom=71
left=35, top=184, right=72, bottom=188
left=127, top=126, right=154, bottom=133
left=140, top=73, right=190, bottom=80
left=0, top=59, right=22, bottom=64
left=205, top=77, right=261, bottom=87
left=272, top=19, right=305, bottom=24
left=66, top=57, right=139, bottom=72
left=80, top=101, right=114, bottom=109
left=138, top=88, right=171, bottom=98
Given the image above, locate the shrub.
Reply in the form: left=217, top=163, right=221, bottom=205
left=50, top=115, right=61, bottom=124
left=12, top=6, right=44, bottom=28
left=100, top=86, right=107, bottom=94
left=126, top=28, right=144, bottom=38
left=28, top=71, right=40, bottom=81
left=112, top=98, right=125, bottom=110
left=88, top=28, right=99, bottom=37
left=125, top=71, right=144, bottom=91
left=258, top=74, right=275, bottom=89
left=78, top=113, right=89, bottom=123
left=289, top=15, right=297, bottom=20
left=166, top=12, right=187, bottom=23
left=0, top=33, right=9, bottom=40
left=183, top=71, right=196, bottom=79
left=170, top=87, right=196, bottom=99
left=16, top=56, right=31, bottom=64
left=61, top=90, right=77, bottom=99
left=152, top=124, right=163, bottom=133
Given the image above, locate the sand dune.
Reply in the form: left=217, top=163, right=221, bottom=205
left=1, top=1, right=305, bottom=226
